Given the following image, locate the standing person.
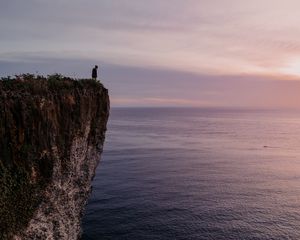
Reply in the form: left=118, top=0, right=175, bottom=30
left=92, top=65, right=98, bottom=80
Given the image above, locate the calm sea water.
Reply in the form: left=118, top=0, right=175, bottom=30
left=82, top=108, right=300, bottom=240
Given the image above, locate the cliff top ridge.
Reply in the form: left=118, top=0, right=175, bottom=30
left=0, top=73, right=105, bottom=95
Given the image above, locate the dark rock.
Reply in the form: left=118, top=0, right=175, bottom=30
left=0, top=77, right=109, bottom=239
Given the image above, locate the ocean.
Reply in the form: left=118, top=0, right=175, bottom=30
left=82, top=108, right=300, bottom=240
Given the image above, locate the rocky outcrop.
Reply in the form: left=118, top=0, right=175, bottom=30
left=0, top=75, right=109, bottom=239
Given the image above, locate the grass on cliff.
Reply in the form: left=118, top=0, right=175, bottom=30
left=0, top=73, right=104, bottom=94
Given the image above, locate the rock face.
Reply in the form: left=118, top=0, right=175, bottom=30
left=0, top=76, right=109, bottom=239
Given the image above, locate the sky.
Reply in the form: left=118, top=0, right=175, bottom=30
left=1, top=0, right=300, bottom=108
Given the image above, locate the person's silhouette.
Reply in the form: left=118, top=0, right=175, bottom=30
left=92, top=65, right=98, bottom=80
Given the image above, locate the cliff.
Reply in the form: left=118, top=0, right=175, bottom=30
left=0, top=75, right=110, bottom=239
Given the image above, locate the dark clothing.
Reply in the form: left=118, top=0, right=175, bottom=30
left=92, top=67, right=97, bottom=79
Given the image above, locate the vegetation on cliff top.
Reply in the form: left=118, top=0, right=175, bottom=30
left=0, top=73, right=103, bottom=94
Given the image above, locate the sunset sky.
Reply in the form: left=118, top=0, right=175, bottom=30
left=1, top=0, right=300, bottom=108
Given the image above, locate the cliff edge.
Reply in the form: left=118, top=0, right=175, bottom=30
left=0, top=75, right=110, bottom=239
